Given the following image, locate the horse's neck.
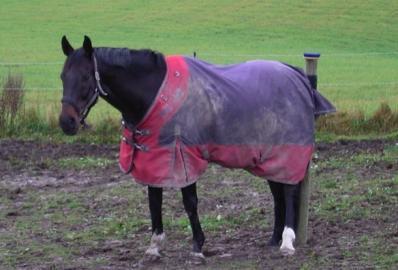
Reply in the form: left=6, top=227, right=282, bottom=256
left=97, top=50, right=166, bottom=126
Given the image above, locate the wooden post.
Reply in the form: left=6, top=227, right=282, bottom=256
left=297, top=52, right=320, bottom=245
left=303, top=53, right=320, bottom=90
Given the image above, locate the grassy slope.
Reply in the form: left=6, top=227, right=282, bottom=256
left=0, top=0, right=397, bottom=121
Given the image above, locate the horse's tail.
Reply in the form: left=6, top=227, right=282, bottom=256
left=312, top=90, right=336, bottom=116
left=283, top=63, right=336, bottom=116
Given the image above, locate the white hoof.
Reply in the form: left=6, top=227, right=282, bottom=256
left=145, top=246, right=161, bottom=257
left=189, top=252, right=206, bottom=265
left=280, top=227, right=295, bottom=256
left=280, top=245, right=295, bottom=256
left=145, top=232, right=166, bottom=257
left=190, top=252, right=205, bottom=259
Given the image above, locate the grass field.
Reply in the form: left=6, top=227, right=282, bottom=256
left=1, top=0, right=397, bottom=125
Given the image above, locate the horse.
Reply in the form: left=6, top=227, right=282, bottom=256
left=59, top=36, right=335, bottom=260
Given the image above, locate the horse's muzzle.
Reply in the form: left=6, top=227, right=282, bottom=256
left=59, top=104, right=79, bottom=135
left=59, top=114, right=79, bottom=135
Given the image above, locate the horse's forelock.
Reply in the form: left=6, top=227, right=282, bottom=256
left=63, top=49, right=90, bottom=71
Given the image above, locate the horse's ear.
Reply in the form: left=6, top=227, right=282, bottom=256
left=61, top=35, right=74, bottom=56
left=83, top=35, right=93, bottom=58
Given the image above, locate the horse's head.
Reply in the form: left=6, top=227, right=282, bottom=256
left=59, top=35, right=98, bottom=135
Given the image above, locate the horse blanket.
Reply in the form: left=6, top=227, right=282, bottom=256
left=119, top=55, right=335, bottom=188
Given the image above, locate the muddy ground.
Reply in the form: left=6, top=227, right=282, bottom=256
left=0, top=139, right=397, bottom=269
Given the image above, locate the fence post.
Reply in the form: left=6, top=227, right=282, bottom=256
left=297, top=52, right=320, bottom=246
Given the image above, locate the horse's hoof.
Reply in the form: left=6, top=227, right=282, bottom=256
left=145, top=247, right=161, bottom=258
left=280, top=246, right=295, bottom=256
left=280, top=227, right=295, bottom=256
left=189, top=252, right=206, bottom=265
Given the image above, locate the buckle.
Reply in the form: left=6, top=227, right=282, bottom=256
left=135, top=129, right=150, bottom=136
left=134, top=143, right=148, bottom=152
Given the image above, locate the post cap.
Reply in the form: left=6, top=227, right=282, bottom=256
left=304, top=52, right=321, bottom=59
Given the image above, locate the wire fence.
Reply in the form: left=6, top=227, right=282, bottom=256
left=1, top=50, right=397, bottom=67
left=195, top=51, right=398, bottom=58
left=1, top=51, right=397, bottom=114
left=2, top=81, right=398, bottom=91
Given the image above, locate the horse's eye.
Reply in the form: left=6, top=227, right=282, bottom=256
left=82, top=75, right=90, bottom=81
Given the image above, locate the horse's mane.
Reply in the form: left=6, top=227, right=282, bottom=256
left=94, top=47, right=164, bottom=71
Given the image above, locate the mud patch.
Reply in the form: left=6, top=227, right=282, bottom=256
left=1, top=139, right=397, bottom=269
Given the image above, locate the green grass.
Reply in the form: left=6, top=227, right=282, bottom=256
left=0, top=0, right=397, bottom=128
left=312, top=150, right=398, bottom=222
left=57, top=157, right=113, bottom=170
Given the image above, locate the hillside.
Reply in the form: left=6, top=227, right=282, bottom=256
left=0, top=0, right=397, bottom=116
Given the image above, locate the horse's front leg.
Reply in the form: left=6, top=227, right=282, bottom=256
left=145, top=186, right=166, bottom=258
left=181, top=182, right=206, bottom=260
left=280, top=183, right=300, bottom=256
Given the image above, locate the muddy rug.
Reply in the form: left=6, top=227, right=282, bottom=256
left=120, top=56, right=335, bottom=187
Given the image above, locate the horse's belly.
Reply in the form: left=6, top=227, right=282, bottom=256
left=206, top=143, right=313, bottom=184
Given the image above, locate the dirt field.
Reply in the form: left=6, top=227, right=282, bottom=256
left=1, top=139, right=397, bottom=269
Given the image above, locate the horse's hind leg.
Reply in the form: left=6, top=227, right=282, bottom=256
left=181, top=182, right=206, bottom=260
left=267, top=180, right=286, bottom=246
left=280, top=183, right=300, bottom=256
left=145, top=186, right=166, bottom=258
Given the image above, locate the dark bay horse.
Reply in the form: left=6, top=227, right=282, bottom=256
left=59, top=36, right=334, bottom=260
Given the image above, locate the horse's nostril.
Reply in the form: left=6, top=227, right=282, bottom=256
left=60, top=115, right=74, bottom=126
left=67, top=116, right=75, bottom=125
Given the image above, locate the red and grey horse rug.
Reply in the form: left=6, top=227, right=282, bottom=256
left=119, top=55, right=335, bottom=188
